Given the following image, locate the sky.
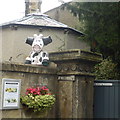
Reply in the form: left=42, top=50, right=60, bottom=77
left=0, top=0, right=117, bottom=24
left=0, top=0, right=72, bottom=24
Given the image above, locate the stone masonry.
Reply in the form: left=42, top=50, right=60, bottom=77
left=0, top=49, right=102, bottom=118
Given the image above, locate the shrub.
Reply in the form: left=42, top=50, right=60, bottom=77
left=94, top=58, right=119, bottom=80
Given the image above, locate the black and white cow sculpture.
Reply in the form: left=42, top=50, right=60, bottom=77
left=25, top=34, right=52, bottom=66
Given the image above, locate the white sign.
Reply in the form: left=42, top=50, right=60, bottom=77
left=58, top=75, right=75, bottom=81
left=2, top=78, right=21, bottom=109
left=94, top=83, right=113, bottom=86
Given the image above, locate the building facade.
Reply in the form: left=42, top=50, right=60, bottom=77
left=0, top=13, right=90, bottom=63
left=45, top=3, right=84, bottom=31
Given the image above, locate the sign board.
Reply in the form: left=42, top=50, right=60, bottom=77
left=58, top=75, right=75, bottom=81
left=94, top=83, right=113, bottom=86
left=2, top=78, right=21, bottom=109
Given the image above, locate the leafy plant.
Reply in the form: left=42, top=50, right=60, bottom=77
left=94, top=58, right=119, bottom=80
left=65, top=2, right=120, bottom=73
left=21, top=86, right=55, bottom=112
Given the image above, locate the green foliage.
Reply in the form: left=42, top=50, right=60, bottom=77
left=65, top=2, right=120, bottom=75
left=21, top=94, right=55, bottom=112
left=94, top=58, right=119, bottom=80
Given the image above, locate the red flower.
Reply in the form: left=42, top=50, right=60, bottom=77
left=46, top=93, right=51, bottom=95
left=25, top=92, right=29, bottom=95
left=25, top=86, right=51, bottom=96
left=41, top=86, right=49, bottom=91
left=36, top=87, right=40, bottom=91
left=36, top=92, right=40, bottom=95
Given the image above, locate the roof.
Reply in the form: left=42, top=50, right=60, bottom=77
left=0, top=13, right=84, bottom=36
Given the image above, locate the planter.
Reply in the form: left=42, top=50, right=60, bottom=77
left=22, top=105, right=49, bottom=118
left=21, top=86, right=56, bottom=118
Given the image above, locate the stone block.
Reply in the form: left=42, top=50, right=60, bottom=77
left=2, top=110, right=21, bottom=118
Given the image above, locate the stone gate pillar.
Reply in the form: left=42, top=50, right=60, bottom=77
left=50, top=49, right=102, bottom=118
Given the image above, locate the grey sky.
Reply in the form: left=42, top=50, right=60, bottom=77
left=0, top=0, right=117, bottom=24
left=0, top=0, right=71, bottom=24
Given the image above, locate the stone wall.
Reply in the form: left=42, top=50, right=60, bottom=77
left=0, top=62, right=58, bottom=118
left=0, top=49, right=102, bottom=118
left=50, top=49, right=102, bottom=118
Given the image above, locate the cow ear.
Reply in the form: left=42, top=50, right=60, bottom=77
left=25, top=37, right=34, bottom=46
left=39, top=34, right=43, bottom=38
left=42, top=36, right=52, bottom=46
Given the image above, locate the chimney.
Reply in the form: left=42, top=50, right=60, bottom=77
left=25, top=0, right=42, bottom=16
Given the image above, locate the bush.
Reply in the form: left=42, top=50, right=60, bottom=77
left=94, top=58, right=119, bottom=80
